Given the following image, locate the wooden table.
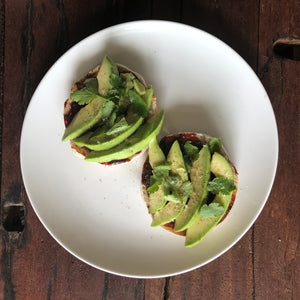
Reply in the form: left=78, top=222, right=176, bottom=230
left=1, top=1, right=299, bottom=299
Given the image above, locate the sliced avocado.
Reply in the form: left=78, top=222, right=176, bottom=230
left=210, top=152, right=233, bottom=178
left=151, top=140, right=189, bottom=226
left=74, top=111, right=142, bottom=150
left=105, top=116, right=130, bottom=135
left=148, top=139, right=168, bottom=214
left=85, top=110, right=164, bottom=163
left=74, top=87, right=153, bottom=151
left=167, top=140, right=188, bottom=182
left=120, top=73, right=135, bottom=94
left=118, top=73, right=135, bottom=113
left=174, top=145, right=211, bottom=232
left=142, top=86, right=153, bottom=108
left=149, top=185, right=167, bottom=214
left=151, top=202, right=184, bottom=226
left=117, top=95, right=131, bottom=115
left=62, top=98, right=114, bottom=141
left=148, top=138, right=166, bottom=168
left=128, top=90, right=149, bottom=118
left=133, top=79, right=146, bottom=95
left=185, top=152, right=235, bottom=247
left=97, top=55, right=119, bottom=97
left=89, top=110, right=117, bottom=139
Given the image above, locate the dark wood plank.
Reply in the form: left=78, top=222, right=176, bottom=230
left=1, top=1, right=107, bottom=299
left=102, top=276, right=145, bottom=299
left=1, top=1, right=27, bottom=298
left=255, top=1, right=300, bottom=299
left=0, top=0, right=6, bottom=295
left=64, top=0, right=153, bottom=48
left=152, top=0, right=182, bottom=21
left=112, top=0, right=152, bottom=23
left=1, top=1, right=155, bottom=299
left=181, top=0, right=259, bottom=70
left=0, top=2, right=5, bottom=248
left=144, top=279, right=166, bottom=300
left=1, top=0, right=299, bottom=299
left=167, top=230, right=253, bottom=299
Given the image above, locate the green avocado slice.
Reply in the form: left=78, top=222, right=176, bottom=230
left=151, top=202, right=184, bottom=227
left=73, top=87, right=153, bottom=151
left=89, top=110, right=117, bottom=139
left=148, top=138, right=167, bottom=214
left=62, top=98, right=114, bottom=141
left=148, top=138, right=166, bottom=169
left=84, top=110, right=164, bottom=163
left=74, top=111, right=143, bottom=150
left=151, top=140, right=189, bottom=227
left=133, top=79, right=146, bottom=95
left=174, top=145, right=211, bottom=232
left=97, top=55, right=119, bottom=97
left=148, top=139, right=174, bottom=214
left=185, top=152, right=235, bottom=247
left=167, top=140, right=188, bottom=182
left=148, top=185, right=167, bottom=214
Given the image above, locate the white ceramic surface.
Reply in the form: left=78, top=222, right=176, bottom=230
left=20, top=21, right=278, bottom=278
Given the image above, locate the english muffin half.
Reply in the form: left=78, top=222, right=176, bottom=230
left=141, top=132, right=238, bottom=247
left=62, top=55, right=162, bottom=165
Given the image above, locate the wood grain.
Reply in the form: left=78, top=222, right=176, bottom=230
left=1, top=1, right=28, bottom=298
left=181, top=0, right=259, bottom=69
left=167, top=231, right=253, bottom=299
left=0, top=0, right=5, bottom=294
left=0, top=0, right=299, bottom=299
left=254, top=1, right=300, bottom=299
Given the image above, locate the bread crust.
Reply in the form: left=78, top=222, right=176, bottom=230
left=63, top=64, right=157, bottom=164
left=141, top=132, right=238, bottom=236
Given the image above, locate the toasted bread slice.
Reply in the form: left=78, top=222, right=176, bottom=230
left=141, top=132, right=238, bottom=236
left=63, top=64, right=157, bottom=164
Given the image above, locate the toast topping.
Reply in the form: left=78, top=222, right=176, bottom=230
left=142, top=133, right=238, bottom=247
left=62, top=55, right=162, bottom=164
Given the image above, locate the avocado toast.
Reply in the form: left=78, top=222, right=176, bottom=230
left=62, top=55, right=163, bottom=164
left=141, top=133, right=238, bottom=247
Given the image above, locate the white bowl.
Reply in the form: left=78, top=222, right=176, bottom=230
left=20, top=21, right=278, bottom=278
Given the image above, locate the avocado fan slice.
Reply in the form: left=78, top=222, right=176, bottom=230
left=174, top=145, right=211, bottom=232
left=84, top=110, right=164, bottom=163
left=185, top=152, right=235, bottom=247
left=97, top=55, right=119, bottom=97
left=148, top=137, right=166, bottom=169
left=151, top=140, right=190, bottom=226
left=149, top=185, right=167, bottom=214
left=73, top=87, right=153, bottom=151
left=62, top=97, right=114, bottom=141
left=147, top=138, right=167, bottom=214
